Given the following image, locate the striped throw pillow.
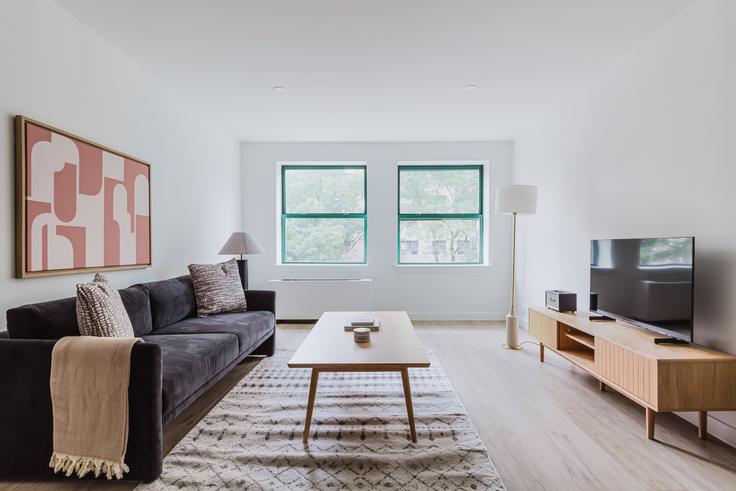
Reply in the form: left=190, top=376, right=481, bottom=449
left=188, top=259, right=247, bottom=317
left=76, top=274, right=135, bottom=337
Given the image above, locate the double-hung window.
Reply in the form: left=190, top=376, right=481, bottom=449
left=398, top=164, right=483, bottom=264
left=281, top=165, right=367, bottom=263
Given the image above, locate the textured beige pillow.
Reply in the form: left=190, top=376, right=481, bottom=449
left=188, top=259, right=248, bottom=317
left=76, top=274, right=135, bottom=337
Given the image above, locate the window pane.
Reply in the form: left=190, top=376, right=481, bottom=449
left=284, top=217, right=365, bottom=263
left=284, top=168, right=365, bottom=213
left=399, top=218, right=480, bottom=263
left=399, top=167, right=481, bottom=214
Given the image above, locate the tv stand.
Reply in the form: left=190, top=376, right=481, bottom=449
left=653, top=337, right=690, bottom=345
left=529, top=307, right=736, bottom=440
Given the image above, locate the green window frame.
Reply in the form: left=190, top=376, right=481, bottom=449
left=397, top=164, right=484, bottom=265
left=281, top=164, right=367, bottom=264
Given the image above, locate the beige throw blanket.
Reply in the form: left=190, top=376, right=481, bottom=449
left=49, top=336, right=141, bottom=479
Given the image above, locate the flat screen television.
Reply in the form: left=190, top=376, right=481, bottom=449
left=590, top=237, right=694, bottom=342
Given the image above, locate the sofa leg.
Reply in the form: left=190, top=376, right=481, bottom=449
left=253, top=332, right=275, bottom=356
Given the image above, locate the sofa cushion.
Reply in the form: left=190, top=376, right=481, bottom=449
left=137, top=276, right=197, bottom=331
left=7, top=286, right=152, bottom=339
left=119, top=286, right=154, bottom=337
left=142, top=333, right=239, bottom=421
left=7, top=298, right=77, bottom=340
left=153, top=311, right=275, bottom=353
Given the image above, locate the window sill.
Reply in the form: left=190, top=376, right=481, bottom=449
left=276, top=263, right=369, bottom=267
left=393, top=263, right=494, bottom=273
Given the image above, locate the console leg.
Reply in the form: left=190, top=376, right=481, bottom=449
left=646, top=408, right=655, bottom=440
left=698, top=411, right=708, bottom=440
left=598, top=380, right=606, bottom=392
left=539, top=343, right=545, bottom=363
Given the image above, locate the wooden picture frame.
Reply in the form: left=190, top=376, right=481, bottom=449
left=15, top=116, right=152, bottom=278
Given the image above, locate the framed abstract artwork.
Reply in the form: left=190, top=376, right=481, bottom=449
left=15, top=116, right=152, bottom=278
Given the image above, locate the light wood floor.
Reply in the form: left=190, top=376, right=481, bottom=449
left=3, top=322, right=736, bottom=490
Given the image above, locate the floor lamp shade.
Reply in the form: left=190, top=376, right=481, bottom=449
left=495, top=185, right=537, bottom=215
left=218, top=232, right=264, bottom=290
left=495, top=184, right=537, bottom=350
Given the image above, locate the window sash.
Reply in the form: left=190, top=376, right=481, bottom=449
left=397, top=165, right=483, bottom=265
left=398, top=164, right=483, bottom=215
left=281, top=165, right=367, bottom=264
left=282, top=165, right=367, bottom=215
left=397, top=216, right=483, bottom=264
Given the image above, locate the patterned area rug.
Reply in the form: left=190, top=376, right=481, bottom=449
left=138, top=350, right=505, bottom=490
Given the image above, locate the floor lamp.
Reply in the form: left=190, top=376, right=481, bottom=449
left=219, top=232, right=265, bottom=290
left=495, top=185, right=538, bottom=350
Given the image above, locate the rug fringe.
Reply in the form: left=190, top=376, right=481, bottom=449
left=49, top=452, right=129, bottom=480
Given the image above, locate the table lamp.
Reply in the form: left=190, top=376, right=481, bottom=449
left=218, top=232, right=264, bottom=290
left=495, top=185, right=538, bottom=350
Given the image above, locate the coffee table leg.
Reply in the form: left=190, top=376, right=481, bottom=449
left=303, top=368, right=320, bottom=443
left=400, top=368, right=417, bottom=443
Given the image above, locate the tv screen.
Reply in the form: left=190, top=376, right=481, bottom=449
left=590, top=237, right=694, bottom=342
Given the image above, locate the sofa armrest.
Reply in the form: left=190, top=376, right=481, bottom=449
left=245, top=290, right=276, bottom=316
left=0, top=339, right=163, bottom=482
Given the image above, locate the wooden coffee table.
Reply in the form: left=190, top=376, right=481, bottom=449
left=288, top=311, right=430, bottom=443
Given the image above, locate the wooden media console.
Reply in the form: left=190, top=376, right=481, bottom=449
left=529, top=307, right=736, bottom=440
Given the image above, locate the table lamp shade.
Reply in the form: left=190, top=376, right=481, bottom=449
left=495, top=185, right=538, bottom=215
left=218, top=232, right=265, bottom=255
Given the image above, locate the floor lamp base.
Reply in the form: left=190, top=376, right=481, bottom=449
left=503, top=313, right=523, bottom=350
left=503, top=344, right=524, bottom=351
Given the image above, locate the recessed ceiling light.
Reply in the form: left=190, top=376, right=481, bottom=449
left=463, top=84, right=479, bottom=92
left=272, top=86, right=287, bottom=93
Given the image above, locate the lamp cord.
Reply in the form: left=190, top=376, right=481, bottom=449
left=519, top=340, right=539, bottom=347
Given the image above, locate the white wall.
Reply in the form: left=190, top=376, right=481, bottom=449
left=242, top=142, right=513, bottom=320
left=515, top=0, right=736, bottom=446
left=0, top=0, right=241, bottom=329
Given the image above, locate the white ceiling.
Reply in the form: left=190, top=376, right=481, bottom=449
left=57, top=0, right=692, bottom=142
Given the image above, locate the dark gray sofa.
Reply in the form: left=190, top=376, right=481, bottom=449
left=0, top=275, right=275, bottom=483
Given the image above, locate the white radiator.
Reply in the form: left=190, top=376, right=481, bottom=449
left=269, top=279, right=373, bottom=320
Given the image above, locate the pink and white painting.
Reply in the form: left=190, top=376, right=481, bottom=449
left=16, top=117, right=151, bottom=277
